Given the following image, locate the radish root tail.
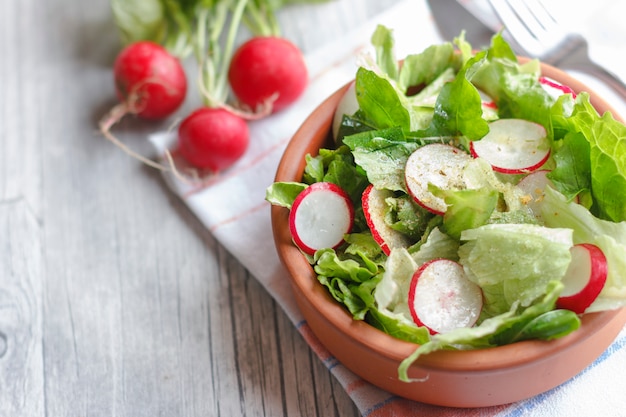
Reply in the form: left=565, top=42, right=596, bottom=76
left=98, top=105, right=206, bottom=187
left=98, top=104, right=168, bottom=171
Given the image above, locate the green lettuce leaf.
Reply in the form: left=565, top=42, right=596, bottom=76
left=459, top=223, right=573, bottom=312
left=541, top=187, right=626, bottom=312
left=265, top=182, right=307, bottom=208
left=343, top=129, right=420, bottom=192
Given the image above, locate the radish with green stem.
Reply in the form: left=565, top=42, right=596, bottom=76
left=175, top=0, right=254, bottom=173
left=227, top=0, right=309, bottom=113
left=98, top=40, right=188, bottom=169
left=228, top=36, right=308, bottom=113
left=110, top=41, right=187, bottom=120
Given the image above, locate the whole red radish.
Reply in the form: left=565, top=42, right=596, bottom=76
left=177, top=107, right=250, bottom=172
left=228, top=37, right=308, bottom=113
left=113, top=41, right=187, bottom=119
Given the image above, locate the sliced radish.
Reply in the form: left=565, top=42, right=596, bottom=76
left=517, top=169, right=553, bottom=221
left=517, top=170, right=579, bottom=221
left=478, top=89, right=498, bottom=121
left=289, top=182, right=354, bottom=256
left=469, top=118, right=550, bottom=174
left=332, top=82, right=358, bottom=141
left=362, top=184, right=412, bottom=256
left=408, top=259, right=483, bottom=335
left=405, top=143, right=473, bottom=215
left=557, top=243, right=608, bottom=314
left=539, top=76, right=577, bottom=99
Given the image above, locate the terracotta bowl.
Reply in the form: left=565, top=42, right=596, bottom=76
left=271, top=60, right=626, bottom=408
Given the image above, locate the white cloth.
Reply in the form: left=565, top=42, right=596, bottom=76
left=150, top=1, right=626, bottom=415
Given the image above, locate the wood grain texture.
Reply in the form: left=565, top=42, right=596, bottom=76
left=0, top=0, right=403, bottom=415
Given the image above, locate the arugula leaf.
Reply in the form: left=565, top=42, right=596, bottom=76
left=547, top=131, right=592, bottom=205
left=355, top=67, right=412, bottom=131
left=425, top=51, right=490, bottom=140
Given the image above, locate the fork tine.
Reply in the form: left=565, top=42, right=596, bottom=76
left=505, top=0, right=546, bottom=41
left=524, top=0, right=560, bottom=33
left=493, top=0, right=626, bottom=98
left=488, top=1, right=531, bottom=39
left=488, top=0, right=543, bottom=55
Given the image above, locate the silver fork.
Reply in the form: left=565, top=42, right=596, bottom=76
left=487, top=0, right=626, bottom=98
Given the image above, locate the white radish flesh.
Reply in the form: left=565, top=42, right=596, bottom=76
left=289, top=182, right=354, bottom=256
left=405, top=144, right=473, bottom=215
left=469, top=118, right=550, bottom=174
left=362, top=184, right=411, bottom=255
left=539, top=76, right=577, bottom=99
left=517, top=170, right=579, bottom=220
left=408, top=259, right=483, bottom=335
left=557, top=243, right=608, bottom=314
left=478, top=89, right=498, bottom=121
left=516, top=169, right=552, bottom=222
left=332, top=82, right=358, bottom=141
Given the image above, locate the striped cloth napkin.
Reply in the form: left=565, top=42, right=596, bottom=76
left=150, top=1, right=626, bottom=415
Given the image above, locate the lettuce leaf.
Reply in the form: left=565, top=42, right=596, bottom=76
left=548, top=93, right=626, bottom=221
left=459, top=223, right=573, bottom=313
left=541, top=187, right=626, bottom=312
left=343, top=129, right=420, bottom=192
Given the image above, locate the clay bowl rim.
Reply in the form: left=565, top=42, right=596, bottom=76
left=271, top=58, right=626, bottom=373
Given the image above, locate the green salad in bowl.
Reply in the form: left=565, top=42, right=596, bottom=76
left=267, top=26, right=626, bottom=380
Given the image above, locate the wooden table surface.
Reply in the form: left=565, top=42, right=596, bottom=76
left=0, top=0, right=403, bottom=415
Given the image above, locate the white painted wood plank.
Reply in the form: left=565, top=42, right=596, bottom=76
left=0, top=0, right=404, bottom=416
left=0, top=200, right=44, bottom=417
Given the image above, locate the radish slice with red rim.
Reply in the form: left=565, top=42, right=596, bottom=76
left=405, top=143, right=473, bottom=215
left=469, top=118, right=550, bottom=174
left=289, top=182, right=354, bottom=256
left=517, top=169, right=553, bottom=221
left=478, top=89, right=498, bottom=121
left=517, top=170, right=579, bottom=221
left=539, top=76, right=577, bottom=99
left=557, top=243, right=608, bottom=314
left=408, top=258, right=483, bottom=335
left=332, top=82, right=358, bottom=141
left=362, top=184, right=411, bottom=255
